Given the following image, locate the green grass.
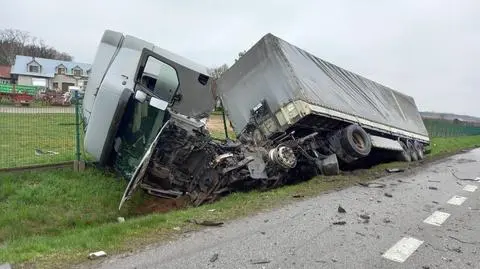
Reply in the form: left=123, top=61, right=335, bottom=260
left=0, top=113, right=78, bottom=169
left=0, top=135, right=479, bottom=268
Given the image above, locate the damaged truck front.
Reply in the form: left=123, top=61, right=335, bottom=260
left=83, top=30, right=318, bottom=209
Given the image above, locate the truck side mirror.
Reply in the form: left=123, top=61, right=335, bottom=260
left=134, top=90, right=147, bottom=102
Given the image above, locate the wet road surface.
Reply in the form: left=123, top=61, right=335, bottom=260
left=78, top=149, right=480, bottom=269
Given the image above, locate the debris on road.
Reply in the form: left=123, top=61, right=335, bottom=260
left=384, top=193, right=393, bottom=198
left=355, top=232, right=366, bottom=236
left=422, top=266, right=431, bottom=269
left=292, top=194, right=305, bottom=198
left=88, top=251, right=107, bottom=260
left=337, top=205, right=346, bottom=213
left=446, top=246, right=462, bottom=253
left=250, top=259, right=271, bottom=264
left=450, top=170, right=480, bottom=181
left=359, top=214, right=370, bottom=220
left=187, top=220, right=224, bottom=227
left=332, top=221, right=347, bottom=225
left=383, top=218, right=392, bottom=224
left=386, top=168, right=404, bottom=173
left=209, top=253, right=219, bottom=263
left=357, top=182, right=386, bottom=188
left=428, top=186, right=438, bottom=190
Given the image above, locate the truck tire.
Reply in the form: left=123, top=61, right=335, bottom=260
left=414, top=141, right=424, bottom=160
left=396, top=141, right=411, bottom=162
left=340, top=125, right=372, bottom=158
left=407, top=141, right=418, bottom=161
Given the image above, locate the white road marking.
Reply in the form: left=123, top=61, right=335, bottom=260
left=382, top=237, right=424, bottom=263
left=447, top=195, right=467, bottom=205
left=463, top=185, right=478, bottom=192
left=423, top=211, right=451, bottom=226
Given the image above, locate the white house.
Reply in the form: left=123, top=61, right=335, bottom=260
left=10, top=55, right=91, bottom=91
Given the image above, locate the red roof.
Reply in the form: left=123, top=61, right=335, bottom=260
left=0, top=65, right=11, bottom=79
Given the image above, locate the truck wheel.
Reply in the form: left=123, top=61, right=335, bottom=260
left=340, top=125, right=372, bottom=158
left=396, top=141, right=411, bottom=162
left=414, top=141, right=424, bottom=160
left=407, top=141, right=418, bottom=161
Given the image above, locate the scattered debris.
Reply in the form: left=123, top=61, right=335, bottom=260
left=264, top=219, right=269, bottom=223
left=250, top=259, right=271, bottom=264
left=210, top=253, right=219, bottom=263
left=187, top=220, right=224, bottom=227
left=337, top=206, right=346, bottom=213
left=0, top=263, right=11, bottom=269
left=448, top=235, right=479, bottom=245
left=359, top=214, right=370, bottom=220
left=428, top=186, right=438, bottom=190
left=88, top=251, right=107, bottom=260
left=117, top=217, right=125, bottom=223
left=355, top=232, right=366, bottom=237
left=386, top=168, right=404, bottom=173
left=384, top=193, right=393, bottom=198
left=422, top=266, right=430, bottom=269
left=446, top=246, right=462, bottom=253
left=432, top=201, right=439, bottom=204
left=450, top=170, right=480, bottom=181
left=441, top=256, right=453, bottom=262
left=173, top=227, right=181, bottom=231
left=260, top=231, right=266, bottom=235
left=383, top=218, right=392, bottom=224
left=292, top=194, right=304, bottom=198
left=331, top=258, right=338, bottom=263
left=332, top=221, right=347, bottom=225
left=357, top=182, right=386, bottom=188
left=35, top=148, right=59, bottom=156
left=428, top=180, right=440, bottom=183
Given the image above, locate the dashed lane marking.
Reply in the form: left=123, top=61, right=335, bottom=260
left=423, top=211, right=451, bottom=226
left=463, top=185, right=478, bottom=192
left=447, top=195, right=467, bottom=206
left=382, top=237, right=424, bottom=263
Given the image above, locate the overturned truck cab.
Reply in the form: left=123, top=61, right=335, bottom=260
left=83, top=30, right=320, bottom=209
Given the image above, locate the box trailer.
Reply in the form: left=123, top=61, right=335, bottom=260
left=217, top=33, right=429, bottom=165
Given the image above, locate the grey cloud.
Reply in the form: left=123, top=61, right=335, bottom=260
left=1, top=0, right=479, bottom=116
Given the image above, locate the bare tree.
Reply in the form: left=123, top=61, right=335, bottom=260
left=234, top=50, right=247, bottom=62
left=0, top=28, right=73, bottom=65
left=208, top=64, right=229, bottom=80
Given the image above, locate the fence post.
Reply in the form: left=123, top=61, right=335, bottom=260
left=74, top=90, right=85, bottom=171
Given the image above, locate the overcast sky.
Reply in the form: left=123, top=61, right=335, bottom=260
left=2, top=0, right=479, bottom=116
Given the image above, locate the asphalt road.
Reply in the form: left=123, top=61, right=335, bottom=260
left=78, top=149, right=480, bottom=269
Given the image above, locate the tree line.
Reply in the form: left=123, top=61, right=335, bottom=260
left=0, top=29, right=73, bottom=65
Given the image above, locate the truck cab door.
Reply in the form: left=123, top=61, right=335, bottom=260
left=117, top=52, right=180, bottom=209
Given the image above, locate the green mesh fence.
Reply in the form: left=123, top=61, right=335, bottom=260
left=0, top=93, right=84, bottom=170
left=423, top=118, right=480, bottom=138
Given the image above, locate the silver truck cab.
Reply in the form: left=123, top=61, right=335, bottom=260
left=83, top=30, right=214, bottom=170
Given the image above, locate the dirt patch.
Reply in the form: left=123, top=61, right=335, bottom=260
left=206, top=114, right=234, bottom=133
left=134, top=196, right=190, bottom=214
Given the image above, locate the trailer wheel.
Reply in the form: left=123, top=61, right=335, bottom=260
left=407, top=141, right=418, bottom=161
left=340, top=125, right=372, bottom=158
left=414, top=141, right=424, bottom=160
left=396, top=141, right=411, bottom=162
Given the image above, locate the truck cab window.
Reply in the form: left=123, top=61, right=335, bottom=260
left=138, top=56, right=179, bottom=103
